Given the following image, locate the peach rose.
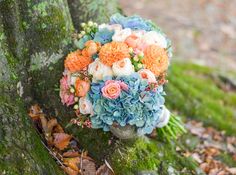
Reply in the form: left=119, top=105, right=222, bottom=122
left=88, top=58, right=113, bottom=82
left=82, top=40, right=101, bottom=57
left=142, top=31, right=167, bottom=48
left=79, top=97, right=93, bottom=115
left=125, top=34, right=139, bottom=48
left=138, top=69, right=157, bottom=83
left=112, top=58, right=134, bottom=77
left=75, top=78, right=90, bottom=97
left=101, top=80, right=129, bottom=99
left=112, top=28, right=132, bottom=42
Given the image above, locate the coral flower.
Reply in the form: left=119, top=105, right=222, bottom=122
left=99, top=41, right=130, bottom=66
left=64, top=50, right=92, bottom=73
left=125, top=34, right=139, bottom=48
left=141, top=45, right=169, bottom=76
left=75, top=78, right=90, bottom=97
left=82, top=40, right=101, bottom=57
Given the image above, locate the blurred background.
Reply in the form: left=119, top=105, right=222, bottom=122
left=120, top=0, right=236, bottom=71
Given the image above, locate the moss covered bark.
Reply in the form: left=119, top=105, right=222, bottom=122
left=0, top=15, right=64, bottom=174
left=67, top=0, right=121, bottom=30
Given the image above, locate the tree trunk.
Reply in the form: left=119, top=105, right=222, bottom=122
left=0, top=1, right=201, bottom=175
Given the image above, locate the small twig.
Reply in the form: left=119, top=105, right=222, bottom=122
left=41, top=141, right=64, bottom=167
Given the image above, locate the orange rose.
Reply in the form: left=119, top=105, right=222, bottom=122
left=64, top=50, right=92, bottom=73
left=82, top=40, right=101, bottom=57
left=75, top=78, right=90, bottom=97
left=141, top=45, right=169, bottom=76
left=99, top=41, right=130, bottom=66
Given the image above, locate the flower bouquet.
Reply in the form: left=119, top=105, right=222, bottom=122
left=60, top=13, right=185, bottom=140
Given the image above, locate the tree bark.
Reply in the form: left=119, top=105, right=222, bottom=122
left=0, top=0, right=73, bottom=174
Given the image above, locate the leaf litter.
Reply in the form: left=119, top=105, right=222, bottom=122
left=182, top=121, right=236, bottom=175
left=28, top=104, right=114, bottom=175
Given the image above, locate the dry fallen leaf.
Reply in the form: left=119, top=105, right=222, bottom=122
left=63, top=151, right=80, bottom=158
left=53, top=133, right=72, bottom=150
left=81, top=159, right=96, bottom=175
left=96, top=164, right=114, bottom=175
left=62, top=166, right=79, bottom=175
left=63, top=157, right=80, bottom=171
left=28, top=104, right=42, bottom=120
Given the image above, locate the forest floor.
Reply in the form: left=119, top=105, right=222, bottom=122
left=119, top=0, right=236, bottom=71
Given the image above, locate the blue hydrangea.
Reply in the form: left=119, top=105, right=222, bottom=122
left=110, top=13, right=154, bottom=31
left=93, top=28, right=114, bottom=45
left=88, top=73, right=165, bottom=134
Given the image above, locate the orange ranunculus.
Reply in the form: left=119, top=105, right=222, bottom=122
left=82, top=40, right=101, bottom=57
left=99, top=41, right=130, bottom=66
left=75, top=78, right=90, bottom=97
left=141, top=45, right=169, bottom=76
left=64, top=50, right=92, bottom=73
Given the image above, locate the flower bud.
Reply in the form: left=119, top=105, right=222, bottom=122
left=137, top=63, right=143, bottom=69
left=74, top=97, right=79, bottom=102
left=88, top=21, right=93, bottom=26
left=73, top=104, right=79, bottom=110
left=133, top=56, right=139, bottom=62
left=81, top=23, right=86, bottom=27
left=70, top=87, right=75, bottom=93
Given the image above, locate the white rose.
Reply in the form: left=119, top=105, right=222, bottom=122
left=98, top=24, right=122, bottom=32
left=79, top=97, right=93, bottom=115
left=88, top=58, right=113, bottom=82
left=138, top=69, right=157, bottom=83
left=112, top=58, right=134, bottom=77
left=109, top=24, right=123, bottom=32
left=132, top=30, right=146, bottom=38
left=142, top=31, right=167, bottom=48
left=112, top=28, right=132, bottom=42
left=156, top=106, right=170, bottom=128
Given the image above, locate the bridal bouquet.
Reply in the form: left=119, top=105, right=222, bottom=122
left=59, top=13, right=185, bottom=140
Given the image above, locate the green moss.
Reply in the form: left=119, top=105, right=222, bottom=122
left=67, top=0, right=121, bottom=29
left=111, top=138, right=200, bottom=175
left=166, top=62, right=236, bottom=135
left=27, top=1, right=73, bottom=52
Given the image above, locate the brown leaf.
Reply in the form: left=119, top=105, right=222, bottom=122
left=96, top=164, right=114, bottom=175
left=28, top=104, right=42, bottom=120
left=53, top=123, right=64, bottom=133
left=63, top=151, right=80, bottom=158
left=53, top=133, right=72, bottom=150
left=81, top=159, right=96, bottom=175
left=61, top=166, right=79, bottom=175
left=63, top=157, right=80, bottom=171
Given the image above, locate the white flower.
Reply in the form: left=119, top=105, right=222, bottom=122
left=98, top=24, right=122, bottom=32
left=88, top=58, right=113, bottom=82
left=112, top=58, right=134, bottom=77
left=142, top=31, right=167, bottom=48
left=132, top=30, right=146, bottom=38
left=112, top=28, right=132, bottom=42
left=98, top=23, right=110, bottom=30
left=79, top=97, right=93, bottom=115
left=156, top=106, right=170, bottom=128
left=109, top=24, right=122, bottom=32
left=138, top=69, right=157, bottom=83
